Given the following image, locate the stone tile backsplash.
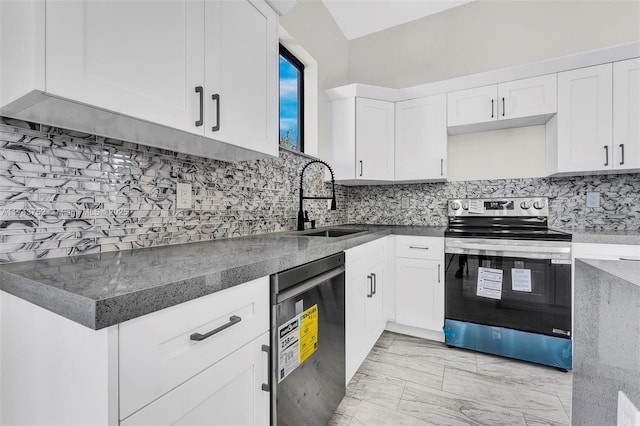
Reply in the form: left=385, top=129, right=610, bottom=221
left=348, top=175, right=640, bottom=230
left=0, top=118, right=347, bottom=263
left=1, top=117, right=638, bottom=263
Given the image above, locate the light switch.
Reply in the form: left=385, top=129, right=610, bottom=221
left=586, top=191, right=600, bottom=208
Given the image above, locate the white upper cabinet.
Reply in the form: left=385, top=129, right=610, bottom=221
left=556, top=63, right=614, bottom=174
left=356, top=98, right=395, bottom=181
left=325, top=96, right=394, bottom=183
left=613, top=58, right=640, bottom=170
left=204, top=0, right=278, bottom=156
left=447, top=85, right=497, bottom=127
left=0, top=0, right=278, bottom=162
left=46, top=1, right=205, bottom=136
left=395, top=95, right=447, bottom=182
left=498, top=74, right=557, bottom=120
left=447, top=74, right=557, bottom=134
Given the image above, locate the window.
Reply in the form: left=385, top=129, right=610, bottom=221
left=279, top=44, right=304, bottom=152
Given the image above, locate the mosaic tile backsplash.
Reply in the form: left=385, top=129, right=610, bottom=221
left=1, top=118, right=638, bottom=264
left=0, top=118, right=347, bottom=263
left=348, top=175, right=640, bottom=230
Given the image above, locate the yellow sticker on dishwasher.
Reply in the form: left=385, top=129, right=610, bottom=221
left=299, top=304, right=318, bottom=364
left=277, top=304, right=319, bottom=383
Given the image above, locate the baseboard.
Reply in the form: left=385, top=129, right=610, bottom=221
left=384, top=321, right=444, bottom=343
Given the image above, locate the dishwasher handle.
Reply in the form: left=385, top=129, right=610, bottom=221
left=276, top=266, right=345, bottom=303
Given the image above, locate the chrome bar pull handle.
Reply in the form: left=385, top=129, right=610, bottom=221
left=371, top=273, right=377, bottom=295
left=438, top=264, right=441, bottom=283
left=366, top=275, right=373, bottom=298
left=620, top=144, right=625, bottom=165
left=409, top=246, right=430, bottom=250
left=502, top=97, right=505, bottom=117
left=491, top=99, right=494, bottom=118
left=190, top=315, right=241, bottom=341
left=195, top=86, right=204, bottom=127
left=604, top=145, right=609, bottom=166
left=359, top=160, right=363, bottom=177
left=261, top=345, right=271, bottom=392
left=440, top=159, right=444, bottom=176
left=212, top=93, right=221, bottom=132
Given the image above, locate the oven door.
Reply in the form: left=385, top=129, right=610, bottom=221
left=444, top=238, right=572, bottom=338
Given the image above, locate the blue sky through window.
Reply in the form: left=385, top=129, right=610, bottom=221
left=279, top=54, right=300, bottom=149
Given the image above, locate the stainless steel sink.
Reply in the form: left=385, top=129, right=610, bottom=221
left=297, top=228, right=367, bottom=238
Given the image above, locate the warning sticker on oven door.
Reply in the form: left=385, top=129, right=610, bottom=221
left=477, top=267, right=503, bottom=300
left=278, top=304, right=318, bottom=383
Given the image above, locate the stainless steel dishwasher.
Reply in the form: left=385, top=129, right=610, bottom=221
left=270, top=252, right=345, bottom=426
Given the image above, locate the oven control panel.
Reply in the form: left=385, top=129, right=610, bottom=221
left=447, top=197, right=549, bottom=217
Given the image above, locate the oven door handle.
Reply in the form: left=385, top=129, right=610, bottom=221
left=445, top=240, right=571, bottom=261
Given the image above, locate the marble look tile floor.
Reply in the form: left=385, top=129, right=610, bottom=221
left=329, top=331, right=572, bottom=426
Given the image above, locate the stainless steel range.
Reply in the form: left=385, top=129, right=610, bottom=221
left=443, top=197, right=573, bottom=370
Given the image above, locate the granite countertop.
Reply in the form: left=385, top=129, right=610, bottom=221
left=562, top=228, right=640, bottom=245
left=575, top=258, right=640, bottom=287
left=0, top=225, right=445, bottom=330
left=2, top=224, right=637, bottom=330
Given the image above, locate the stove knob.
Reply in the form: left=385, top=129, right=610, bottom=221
left=520, top=201, right=531, bottom=210
left=449, top=201, right=461, bottom=211
left=461, top=201, right=469, bottom=210
left=533, top=200, right=546, bottom=210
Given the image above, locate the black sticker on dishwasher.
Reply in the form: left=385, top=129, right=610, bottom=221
left=277, top=304, right=318, bottom=383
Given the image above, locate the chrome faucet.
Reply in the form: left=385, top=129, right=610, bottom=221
left=297, top=160, right=337, bottom=231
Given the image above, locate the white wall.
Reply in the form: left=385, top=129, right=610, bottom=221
left=348, top=0, right=640, bottom=89
left=447, top=126, right=546, bottom=181
left=280, top=0, right=349, bottom=157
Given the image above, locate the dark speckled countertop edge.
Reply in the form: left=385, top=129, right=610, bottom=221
left=2, top=224, right=638, bottom=330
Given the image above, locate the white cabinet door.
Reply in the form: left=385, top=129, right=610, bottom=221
left=557, top=63, right=613, bottom=173
left=613, top=58, right=640, bottom=171
left=204, top=0, right=278, bottom=157
left=365, top=264, right=385, bottom=348
left=345, top=238, right=387, bottom=383
left=395, top=258, right=443, bottom=332
left=498, top=74, right=557, bottom=120
left=345, top=267, right=369, bottom=383
left=395, top=95, right=447, bottom=181
left=46, top=0, right=205, bottom=135
left=121, top=332, right=270, bottom=426
left=447, top=85, right=497, bottom=127
left=356, top=98, right=395, bottom=181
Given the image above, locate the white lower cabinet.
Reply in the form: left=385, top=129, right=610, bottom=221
left=392, top=236, right=444, bottom=339
left=345, top=238, right=387, bottom=383
left=0, top=276, right=270, bottom=425
left=121, top=332, right=270, bottom=426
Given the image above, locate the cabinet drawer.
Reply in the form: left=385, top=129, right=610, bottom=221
left=119, top=276, right=269, bottom=420
left=121, top=332, right=269, bottom=426
left=395, top=236, right=443, bottom=260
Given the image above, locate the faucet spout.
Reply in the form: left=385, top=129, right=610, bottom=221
left=297, top=160, right=337, bottom=231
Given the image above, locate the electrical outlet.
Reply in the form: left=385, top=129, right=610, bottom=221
left=586, top=191, right=600, bottom=208
left=618, top=391, right=640, bottom=426
left=176, top=183, right=192, bottom=209
left=328, top=199, right=332, bottom=210
left=401, top=196, right=410, bottom=209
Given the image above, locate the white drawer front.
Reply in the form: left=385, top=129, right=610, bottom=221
left=121, top=332, right=269, bottom=426
left=119, top=276, right=269, bottom=420
left=396, top=236, right=443, bottom=260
